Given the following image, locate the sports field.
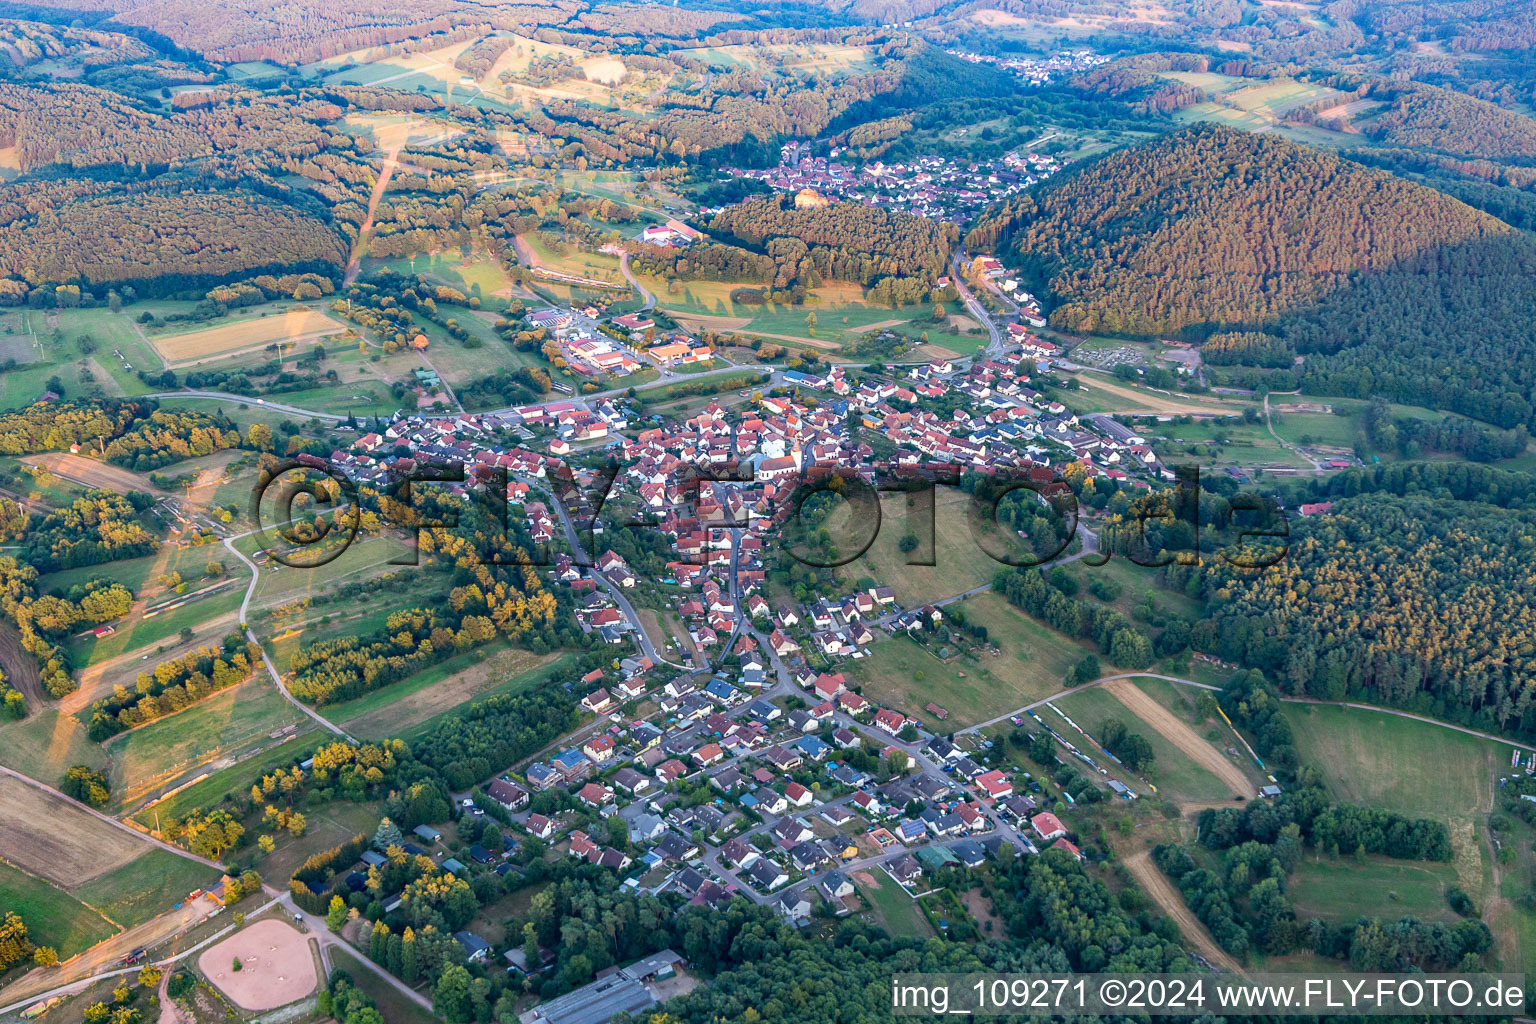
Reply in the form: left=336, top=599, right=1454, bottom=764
left=152, top=309, right=346, bottom=363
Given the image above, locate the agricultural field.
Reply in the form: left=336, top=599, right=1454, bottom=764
left=0, top=775, right=143, bottom=887
left=22, top=452, right=162, bottom=494
left=0, top=859, right=116, bottom=958
left=149, top=307, right=347, bottom=365
left=1161, top=72, right=1340, bottom=131
left=846, top=591, right=1098, bottom=727
left=314, top=34, right=660, bottom=117
left=339, top=111, right=462, bottom=151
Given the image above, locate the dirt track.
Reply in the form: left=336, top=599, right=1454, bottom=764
left=0, top=894, right=222, bottom=1008
left=1123, top=851, right=1242, bottom=973
left=1104, top=679, right=1254, bottom=798
left=23, top=453, right=166, bottom=494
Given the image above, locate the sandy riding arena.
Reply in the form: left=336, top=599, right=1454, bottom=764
left=198, top=919, right=317, bottom=1011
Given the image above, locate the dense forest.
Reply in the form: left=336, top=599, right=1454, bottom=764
left=1180, top=493, right=1536, bottom=738
left=969, top=125, right=1536, bottom=428
left=707, top=195, right=957, bottom=288
left=1362, top=81, right=1536, bottom=159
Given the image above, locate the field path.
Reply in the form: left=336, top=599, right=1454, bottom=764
left=1103, top=678, right=1254, bottom=797
left=144, top=390, right=345, bottom=423
left=346, top=144, right=402, bottom=285
left=620, top=250, right=655, bottom=310
left=1123, top=851, right=1243, bottom=973
left=1479, top=752, right=1518, bottom=968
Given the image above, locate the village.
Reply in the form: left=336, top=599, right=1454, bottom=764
left=729, top=140, right=1065, bottom=222
left=264, top=269, right=1261, bottom=1019
left=945, top=47, right=1111, bottom=86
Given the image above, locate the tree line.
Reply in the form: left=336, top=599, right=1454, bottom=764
left=88, top=633, right=259, bottom=740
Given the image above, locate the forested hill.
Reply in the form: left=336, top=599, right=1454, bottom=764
left=967, top=124, right=1536, bottom=428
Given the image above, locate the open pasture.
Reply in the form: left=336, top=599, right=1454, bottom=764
left=1281, top=703, right=1501, bottom=818
left=0, top=860, right=116, bottom=958
left=72, top=850, right=220, bottom=930
left=847, top=592, right=1097, bottom=728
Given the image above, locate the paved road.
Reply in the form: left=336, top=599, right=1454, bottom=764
left=0, top=891, right=434, bottom=1017
left=950, top=260, right=1000, bottom=360
left=532, top=476, right=681, bottom=669
left=0, top=896, right=284, bottom=1017
left=145, top=391, right=347, bottom=423
left=620, top=251, right=655, bottom=311
left=224, top=534, right=355, bottom=742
